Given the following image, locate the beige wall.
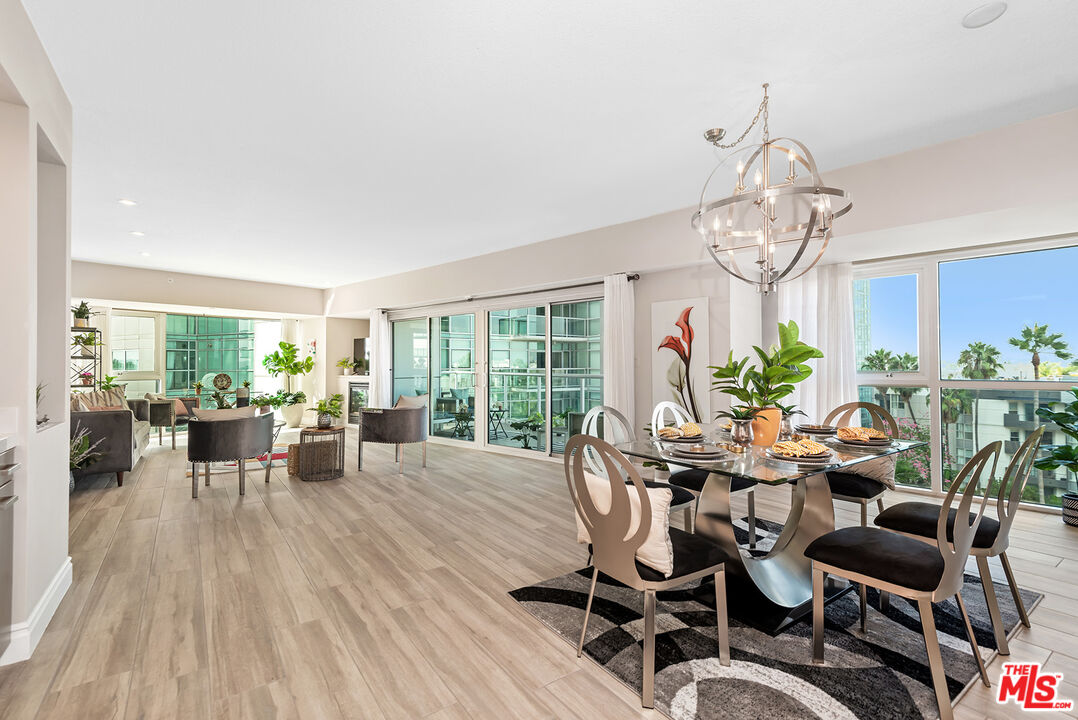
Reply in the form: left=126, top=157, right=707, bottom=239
left=72, top=261, right=324, bottom=317
left=0, top=0, right=73, bottom=665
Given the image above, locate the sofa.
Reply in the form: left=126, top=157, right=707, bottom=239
left=70, top=389, right=150, bottom=487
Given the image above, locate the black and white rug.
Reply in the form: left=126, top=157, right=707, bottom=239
left=509, top=518, right=1042, bottom=720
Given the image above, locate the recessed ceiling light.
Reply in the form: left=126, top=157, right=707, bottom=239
left=117, top=198, right=137, bottom=206
left=130, top=231, right=145, bottom=237
left=962, top=2, right=1007, bottom=28
left=140, top=251, right=151, bottom=257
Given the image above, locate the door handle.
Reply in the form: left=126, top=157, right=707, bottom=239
left=0, top=495, right=18, bottom=510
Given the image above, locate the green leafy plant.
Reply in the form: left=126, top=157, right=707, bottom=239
left=251, top=394, right=278, bottom=408
left=211, top=390, right=233, bottom=409
left=71, top=333, right=98, bottom=349
left=98, top=375, right=121, bottom=391
left=242, top=380, right=251, bottom=388
left=279, top=391, right=306, bottom=406
left=70, top=422, right=104, bottom=471
left=710, top=321, right=822, bottom=409
left=193, top=380, right=204, bottom=392
left=262, top=341, right=314, bottom=392
left=1034, top=387, right=1078, bottom=480
left=311, top=393, right=344, bottom=418
left=336, top=357, right=353, bottom=370
left=509, top=411, right=545, bottom=450
left=775, top=402, right=806, bottom=418
left=715, top=405, right=760, bottom=421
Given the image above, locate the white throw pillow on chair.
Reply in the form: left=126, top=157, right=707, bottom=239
left=573, top=471, right=674, bottom=577
left=192, top=406, right=257, bottom=421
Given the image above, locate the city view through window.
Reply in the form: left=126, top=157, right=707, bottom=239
left=855, top=245, right=1078, bottom=507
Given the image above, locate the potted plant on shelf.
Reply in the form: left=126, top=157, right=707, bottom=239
left=263, top=342, right=315, bottom=427
left=236, top=380, right=251, bottom=402
left=336, top=357, right=354, bottom=376
left=193, top=380, right=203, bottom=397
left=69, top=421, right=103, bottom=494
left=310, top=393, right=344, bottom=429
left=72, top=332, right=97, bottom=358
left=71, top=300, right=98, bottom=328
left=1034, top=387, right=1078, bottom=525
left=79, top=371, right=94, bottom=386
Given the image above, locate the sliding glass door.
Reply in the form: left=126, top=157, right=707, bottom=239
left=488, top=307, right=547, bottom=452
left=550, top=300, right=603, bottom=453
left=430, top=314, right=476, bottom=441
left=391, top=318, right=429, bottom=403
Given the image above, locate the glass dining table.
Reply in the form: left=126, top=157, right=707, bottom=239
left=617, top=428, right=926, bottom=635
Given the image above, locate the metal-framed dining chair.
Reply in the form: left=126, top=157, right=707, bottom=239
left=582, top=405, right=697, bottom=530
left=565, top=435, right=731, bottom=709
left=806, top=442, right=1001, bottom=720
left=650, top=402, right=757, bottom=546
left=822, top=401, right=899, bottom=526
left=874, top=427, right=1043, bottom=655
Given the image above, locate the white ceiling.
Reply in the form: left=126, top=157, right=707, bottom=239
left=24, top=0, right=1078, bottom=288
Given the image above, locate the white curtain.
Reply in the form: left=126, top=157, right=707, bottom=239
left=776, top=263, right=856, bottom=422
left=369, top=309, right=393, bottom=408
left=602, top=273, right=635, bottom=424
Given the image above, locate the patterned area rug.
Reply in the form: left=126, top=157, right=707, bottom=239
left=510, top=518, right=1043, bottom=720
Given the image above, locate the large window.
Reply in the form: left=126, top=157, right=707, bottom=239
left=392, top=318, right=429, bottom=402
left=855, top=241, right=1078, bottom=507
left=550, top=300, right=603, bottom=452
left=111, top=313, right=156, bottom=372
left=164, top=314, right=262, bottom=397
left=489, top=307, right=547, bottom=452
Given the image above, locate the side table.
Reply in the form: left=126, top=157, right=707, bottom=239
left=298, top=426, right=345, bottom=481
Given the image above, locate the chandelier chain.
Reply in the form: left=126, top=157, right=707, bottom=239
left=710, top=83, right=770, bottom=149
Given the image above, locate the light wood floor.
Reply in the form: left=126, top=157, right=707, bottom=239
left=0, top=430, right=1076, bottom=720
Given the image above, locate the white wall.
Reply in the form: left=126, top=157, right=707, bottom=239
left=0, top=0, right=73, bottom=664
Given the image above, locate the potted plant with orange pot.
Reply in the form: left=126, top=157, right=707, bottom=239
left=711, top=321, right=822, bottom=447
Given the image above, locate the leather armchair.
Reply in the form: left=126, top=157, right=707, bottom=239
left=187, top=411, right=273, bottom=498
left=358, top=406, right=427, bottom=475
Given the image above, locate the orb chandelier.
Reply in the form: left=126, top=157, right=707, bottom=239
left=691, top=83, right=852, bottom=295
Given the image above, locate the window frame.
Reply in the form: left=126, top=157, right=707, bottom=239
left=854, top=235, right=1078, bottom=505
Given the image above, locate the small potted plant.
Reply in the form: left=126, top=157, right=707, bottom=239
left=79, top=371, right=94, bottom=386
left=279, top=390, right=308, bottom=428
left=236, top=380, right=251, bottom=402
left=775, top=402, right=807, bottom=441
left=715, top=405, right=760, bottom=446
left=71, top=300, right=97, bottom=328
left=310, top=393, right=344, bottom=429
left=336, top=357, right=354, bottom=376
left=72, top=332, right=97, bottom=357
left=509, top=411, right=545, bottom=450
left=193, top=380, right=203, bottom=396
left=70, top=421, right=103, bottom=493
left=98, top=375, right=120, bottom=391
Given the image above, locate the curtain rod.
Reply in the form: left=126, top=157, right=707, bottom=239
left=381, top=273, right=639, bottom=314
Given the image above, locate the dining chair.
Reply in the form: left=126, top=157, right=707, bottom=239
left=650, top=402, right=757, bottom=546
left=806, top=442, right=1000, bottom=720
left=822, top=401, right=899, bottom=526
left=874, top=427, right=1043, bottom=655
left=565, top=435, right=730, bottom=709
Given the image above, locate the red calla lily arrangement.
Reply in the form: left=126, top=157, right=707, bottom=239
left=658, top=306, right=702, bottom=422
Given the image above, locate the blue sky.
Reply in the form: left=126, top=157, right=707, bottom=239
left=866, top=245, right=1078, bottom=370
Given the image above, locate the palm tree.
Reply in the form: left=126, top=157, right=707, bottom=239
left=861, top=348, right=896, bottom=372
left=957, top=341, right=1005, bottom=451
left=861, top=349, right=920, bottom=427
left=940, top=388, right=973, bottom=483
left=1008, top=324, right=1070, bottom=502
left=1008, top=323, right=1071, bottom=380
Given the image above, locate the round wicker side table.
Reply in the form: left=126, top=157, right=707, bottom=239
left=298, top=426, right=345, bottom=481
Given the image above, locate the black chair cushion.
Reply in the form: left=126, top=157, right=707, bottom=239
left=805, top=526, right=944, bottom=592
left=669, top=468, right=756, bottom=494
left=642, top=480, right=696, bottom=508
left=874, top=501, right=1000, bottom=549
left=825, top=472, right=887, bottom=500
left=636, top=526, right=729, bottom=583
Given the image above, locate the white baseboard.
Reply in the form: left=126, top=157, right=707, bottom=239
left=0, top=556, right=72, bottom=666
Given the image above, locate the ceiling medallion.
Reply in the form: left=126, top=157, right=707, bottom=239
left=691, top=83, right=852, bottom=295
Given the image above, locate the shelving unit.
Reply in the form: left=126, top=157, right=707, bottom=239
left=70, top=326, right=102, bottom=390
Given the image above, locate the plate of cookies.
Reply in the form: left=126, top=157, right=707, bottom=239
left=767, top=438, right=834, bottom=464
left=656, top=422, right=705, bottom=443
left=834, top=426, right=893, bottom=447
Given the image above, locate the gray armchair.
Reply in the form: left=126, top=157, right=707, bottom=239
left=147, top=396, right=199, bottom=449
left=358, top=407, right=427, bottom=475
left=70, top=398, right=150, bottom=487
left=187, top=411, right=273, bottom=498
